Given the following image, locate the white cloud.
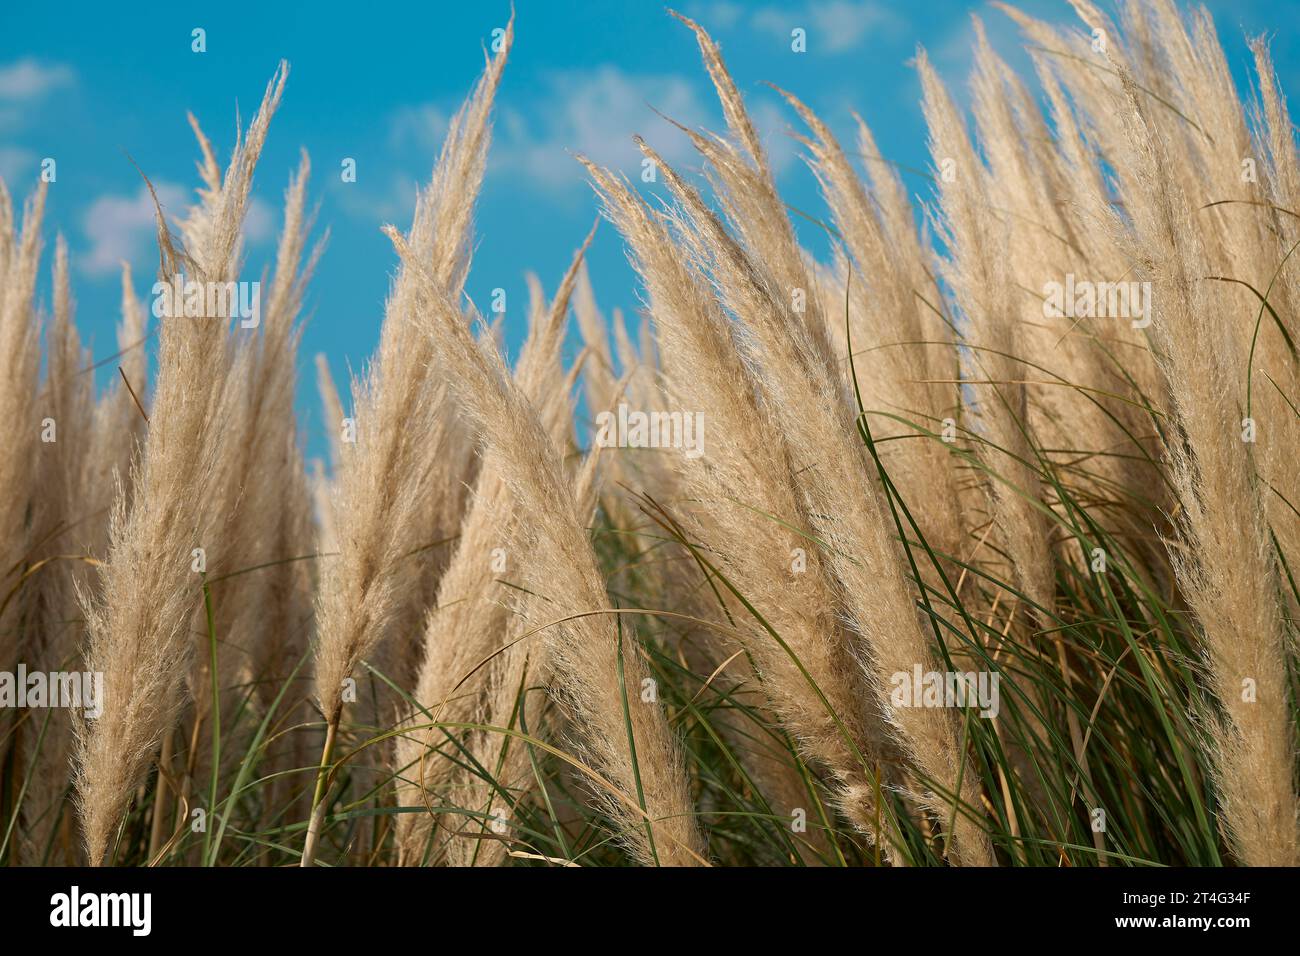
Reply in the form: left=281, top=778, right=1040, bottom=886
left=753, top=1, right=897, bottom=54
left=747, top=98, right=800, bottom=176
left=80, top=183, right=188, bottom=276
left=370, top=65, right=802, bottom=206
left=0, top=58, right=74, bottom=99
left=925, top=12, right=1025, bottom=103
left=0, top=58, right=73, bottom=137
left=0, top=146, right=35, bottom=183
left=686, top=2, right=746, bottom=29
left=243, top=196, right=275, bottom=244
left=492, top=65, right=712, bottom=191
left=387, top=103, right=450, bottom=153
left=334, top=174, right=418, bottom=228
left=81, top=186, right=279, bottom=277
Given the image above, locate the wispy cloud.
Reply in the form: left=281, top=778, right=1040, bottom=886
left=0, top=58, right=74, bottom=136
left=493, top=65, right=712, bottom=191
left=0, top=146, right=35, bottom=183
left=81, top=185, right=276, bottom=277
left=333, top=174, right=419, bottom=231
left=747, top=98, right=801, bottom=177
left=924, top=11, right=1028, bottom=103
left=685, top=2, right=747, bottom=30
left=706, top=1, right=898, bottom=55
left=81, top=183, right=188, bottom=276
left=0, top=58, right=75, bottom=99
left=243, top=196, right=275, bottom=244
left=369, top=63, right=801, bottom=211
left=387, top=103, right=450, bottom=153
left=491, top=65, right=798, bottom=193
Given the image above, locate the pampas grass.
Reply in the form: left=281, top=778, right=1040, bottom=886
left=74, top=64, right=287, bottom=865
left=0, top=0, right=1295, bottom=868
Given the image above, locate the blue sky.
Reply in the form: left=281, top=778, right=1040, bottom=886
left=1, top=0, right=1293, bottom=459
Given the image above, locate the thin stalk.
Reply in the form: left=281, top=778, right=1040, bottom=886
left=201, top=578, right=219, bottom=865
left=146, top=728, right=175, bottom=861
left=300, top=716, right=339, bottom=867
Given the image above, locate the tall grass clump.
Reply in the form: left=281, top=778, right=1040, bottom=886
left=0, top=0, right=1295, bottom=868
